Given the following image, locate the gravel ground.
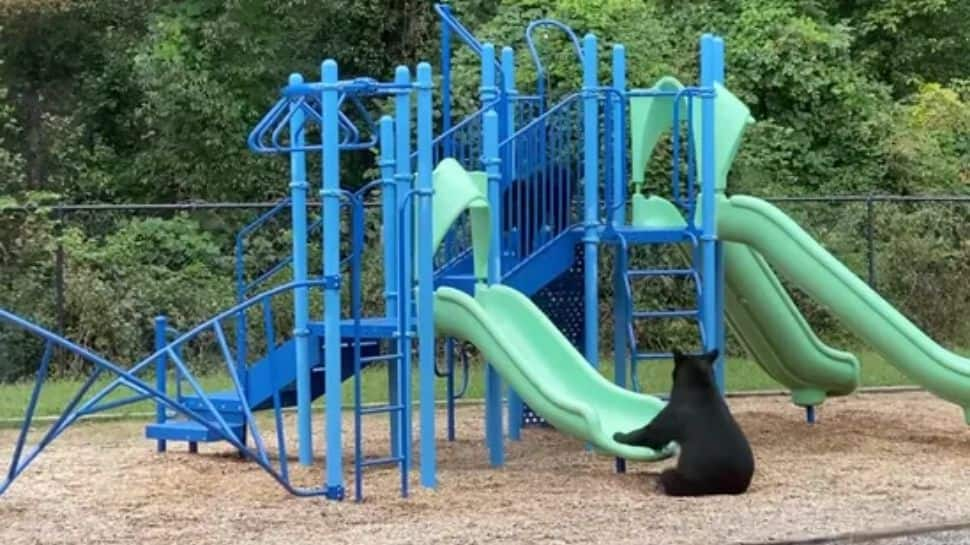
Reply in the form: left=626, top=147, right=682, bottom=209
left=2, top=391, right=970, bottom=545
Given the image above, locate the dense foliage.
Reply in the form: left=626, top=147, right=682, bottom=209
left=0, top=0, right=967, bottom=379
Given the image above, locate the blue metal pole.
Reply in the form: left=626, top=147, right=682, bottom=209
left=610, top=44, right=627, bottom=387
left=502, top=46, right=523, bottom=442
left=416, top=62, right=437, bottom=490
left=154, top=315, right=167, bottom=453
left=698, top=36, right=719, bottom=394
left=289, top=73, right=314, bottom=466
left=483, top=108, right=505, bottom=468
left=700, top=34, right=726, bottom=394
left=394, top=66, right=413, bottom=476
left=380, top=118, right=398, bottom=319
left=378, top=115, right=401, bottom=459
left=581, top=34, right=600, bottom=371
left=481, top=44, right=504, bottom=468
left=321, top=59, right=344, bottom=499
left=611, top=44, right=627, bottom=473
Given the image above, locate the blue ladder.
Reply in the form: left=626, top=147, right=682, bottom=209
left=619, top=237, right=706, bottom=393
left=352, top=338, right=409, bottom=502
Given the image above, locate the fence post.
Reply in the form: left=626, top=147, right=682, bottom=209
left=54, top=205, right=65, bottom=335
left=154, top=315, right=168, bottom=453
left=866, top=196, right=876, bottom=288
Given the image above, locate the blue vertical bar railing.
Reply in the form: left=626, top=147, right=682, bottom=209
left=497, top=94, right=583, bottom=268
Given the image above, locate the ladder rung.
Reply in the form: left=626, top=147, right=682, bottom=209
left=361, top=455, right=403, bottom=468
left=360, top=353, right=403, bottom=364
left=359, top=403, right=404, bottom=415
left=633, top=309, right=698, bottom=319
left=627, top=268, right=696, bottom=278
left=634, top=352, right=674, bottom=361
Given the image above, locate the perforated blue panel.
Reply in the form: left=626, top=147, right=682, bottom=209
left=522, top=245, right=586, bottom=428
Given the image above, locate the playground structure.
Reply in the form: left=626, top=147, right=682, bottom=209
left=5, top=2, right=970, bottom=504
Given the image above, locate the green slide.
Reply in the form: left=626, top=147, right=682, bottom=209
left=429, top=158, right=673, bottom=461
left=630, top=76, right=859, bottom=406
left=630, top=194, right=860, bottom=406
left=434, top=285, right=674, bottom=460
left=719, top=194, right=970, bottom=421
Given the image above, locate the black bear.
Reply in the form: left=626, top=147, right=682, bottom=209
left=613, top=348, right=754, bottom=496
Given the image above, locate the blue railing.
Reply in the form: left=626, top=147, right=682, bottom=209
left=0, top=275, right=361, bottom=497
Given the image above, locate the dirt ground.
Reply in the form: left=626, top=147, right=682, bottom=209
left=3, top=391, right=970, bottom=545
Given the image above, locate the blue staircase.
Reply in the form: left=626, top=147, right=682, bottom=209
left=145, top=327, right=384, bottom=445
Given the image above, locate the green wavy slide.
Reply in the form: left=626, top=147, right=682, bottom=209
left=718, top=194, right=970, bottom=421
left=429, top=158, right=674, bottom=460
left=630, top=193, right=860, bottom=408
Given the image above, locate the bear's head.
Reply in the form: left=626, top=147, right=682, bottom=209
left=670, top=348, right=719, bottom=391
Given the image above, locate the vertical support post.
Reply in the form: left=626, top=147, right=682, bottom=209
left=379, top=115, right=401, bottom=460
left=611, top=45, right=627, bottom=229
left=581, top=34, right=600, bottom=370
left=154, top=315, right=168, bottom=453
left=320, top=59, right=344, bottom=499
left=416, top=62, right=437, bottom=490
left=611, top=44, right=628, bottom=474
left=699, top=35, right=722, bottom=393
left=393, top=66, right=413, bottom=486
left=54, top=206, right=65, bottom=335
left=866, top=196, right=876, bottom=288
left=441, top=7, right=453, bottom=156
left=481, top=43, right=504, bottom=467
left=289, top=73, right=314, bottom=466
left=502, top=46, right=524, bottom=441
left=380, top=118, right=398, bottom=318
left=483, top=108, right=505, bottom=467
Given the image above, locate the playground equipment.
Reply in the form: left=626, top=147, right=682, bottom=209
left=6, top=2, right=970, bottom=503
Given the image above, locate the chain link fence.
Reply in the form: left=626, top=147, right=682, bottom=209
left=1, top=196, right=969, bottom=384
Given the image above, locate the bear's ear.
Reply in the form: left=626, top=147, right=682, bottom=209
left=704, top=348, right=720, bottom=364
left=671, top=348, right=684, bottom=361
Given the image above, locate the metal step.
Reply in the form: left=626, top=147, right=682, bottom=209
left=632, top=309, right=699, bottom=319
left=145, top=419, right=244, bottom=443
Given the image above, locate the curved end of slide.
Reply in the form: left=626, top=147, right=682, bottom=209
left=719, top=198, right=861, bottom=402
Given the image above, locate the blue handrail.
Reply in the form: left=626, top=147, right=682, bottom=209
left=524, top=19, right=583, bottom=105
left=433, top=3, right=503, bottom=84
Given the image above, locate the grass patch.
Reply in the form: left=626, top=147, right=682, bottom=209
left=0, top=348, right=925, bottom=424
